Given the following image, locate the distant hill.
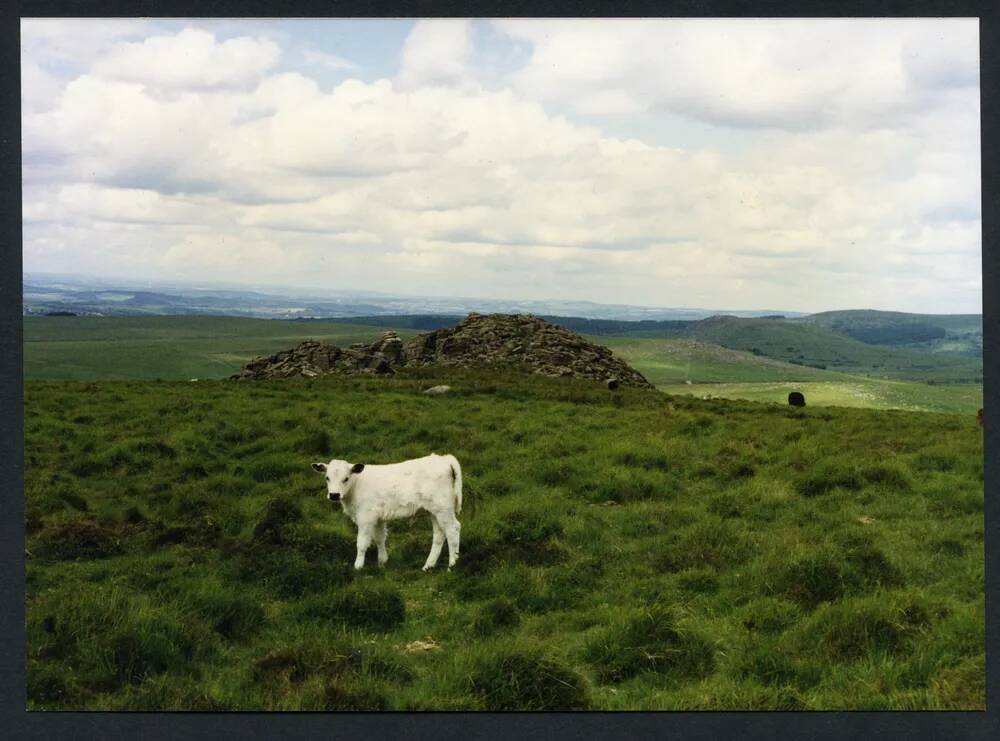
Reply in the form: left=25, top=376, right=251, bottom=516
left=681, top=315, right=981, bottom=382
left=22, top=273, right=805, bottom=322
left=801, top=310, right=982, bottom=357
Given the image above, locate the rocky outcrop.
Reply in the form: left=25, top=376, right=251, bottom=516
left=231, top=313, right=654, bottom=389
left=230, top=330, right=404, bottom=380
left=402, top=313, right=653, bottom=388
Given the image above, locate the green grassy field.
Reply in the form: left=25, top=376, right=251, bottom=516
left=23, top=316, right=419, bottom=381
left=25, top=370, right=984, bottom=710
left=600, top=338, right=834, bottom=384
left=667, top=381, right=984, bottom=414
left=24, top=316, right=982, bottom=414
left=599, top=337, right=982, bottom=415
left=679, top=316, right=982, bottom=382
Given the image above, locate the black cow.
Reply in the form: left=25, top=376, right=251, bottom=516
left=788, top=391, right=806, bottom=407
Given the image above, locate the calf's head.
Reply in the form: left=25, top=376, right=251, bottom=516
left=311, top=459, right=365, bottom=502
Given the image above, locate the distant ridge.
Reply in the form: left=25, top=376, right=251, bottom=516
left=22, top=272, right=806, bottom=322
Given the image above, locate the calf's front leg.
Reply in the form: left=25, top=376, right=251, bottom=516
left=355, top=522, right=375, bottom=570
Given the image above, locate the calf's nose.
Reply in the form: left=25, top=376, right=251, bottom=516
left=328, top=492, right=341, bottom=501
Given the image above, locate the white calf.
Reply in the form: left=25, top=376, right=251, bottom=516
left=311, top=453, right=462, bottom=571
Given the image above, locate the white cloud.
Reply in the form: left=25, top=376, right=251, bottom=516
left=494, top=18, right=979, bottom=130
left=21, top=18, right=152, bottom=70
left=396, top=19, right=475, bottom=90
left=20, top=20, right=982, bottom=313
left=91, top=28, right=281, bottom=90
left=21, top=59, right=63, bottom=113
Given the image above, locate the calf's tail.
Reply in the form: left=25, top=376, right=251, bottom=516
left=448, top=456, right=463, bottom=514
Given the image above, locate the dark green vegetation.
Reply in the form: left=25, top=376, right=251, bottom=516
left=26, top=370, right=983, bottom=709
left=803, top=310, right=982, bottom=356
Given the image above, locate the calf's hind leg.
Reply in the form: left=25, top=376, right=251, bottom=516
left=375, top=521, right=389, bottom=566
left=423, top=517, right=445, bottom=571
left=438, top=512, right=461, bottom=568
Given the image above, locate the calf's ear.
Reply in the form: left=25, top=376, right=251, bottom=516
left=351, top=463, right=365, bottom=474
left=311, top=462, right=327, bottom=473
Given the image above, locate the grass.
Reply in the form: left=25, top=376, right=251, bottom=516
left=24, top=368, right=984, bottom=710
left=24, top=316, right=982, bottom=414
left=23, top=316, right=419, bottom=381
left=663, top=380, right=983, bottom=415
left=678, top=316, right=982, bottom=382
left=600, top=337, right=835, bottom=385
left=600, top=335, right=982, bottom=414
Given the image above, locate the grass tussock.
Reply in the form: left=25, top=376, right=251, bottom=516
left=467, top=646, right=591, bottom=710
left=584, top=605, right=716, bottom=683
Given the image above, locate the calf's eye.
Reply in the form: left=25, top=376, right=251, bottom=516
left=342, top=477, right=349, bottom=483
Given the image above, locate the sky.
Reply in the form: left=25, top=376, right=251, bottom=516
left=21, top=18, right=981, bottom=313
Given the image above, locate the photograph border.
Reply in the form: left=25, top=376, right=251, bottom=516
left=3, top=1, right=997, bottom=738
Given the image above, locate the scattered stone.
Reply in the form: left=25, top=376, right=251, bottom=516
left=423, top=385, right=452, bottom=395
left=788, top=391, right=806, bottom=407
left=231, top=314, right=654, bottom=389
left=400, top=638, right=440, bottom=653
left=858, top=516, right=876, bottom=525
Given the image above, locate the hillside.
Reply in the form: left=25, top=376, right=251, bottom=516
left=682, top=316, right=982, bottom=383
left=22, top=315, right=984, bottom=413
left=600, top=338, right=834, bottom=384
left=24, top=371, right=984, bottom=710
left=801, top=310, right=982, bottom=356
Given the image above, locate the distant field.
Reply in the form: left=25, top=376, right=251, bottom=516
left=23, top=316, right=418, bottom=381
left=23, top=316, right=983, bottom=414
left=603, top=338, right=983, bottom=415
left=664, top=381, right=984, bottom=415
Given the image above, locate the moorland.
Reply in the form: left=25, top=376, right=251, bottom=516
left=23, top=308, right=984, bottom=710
